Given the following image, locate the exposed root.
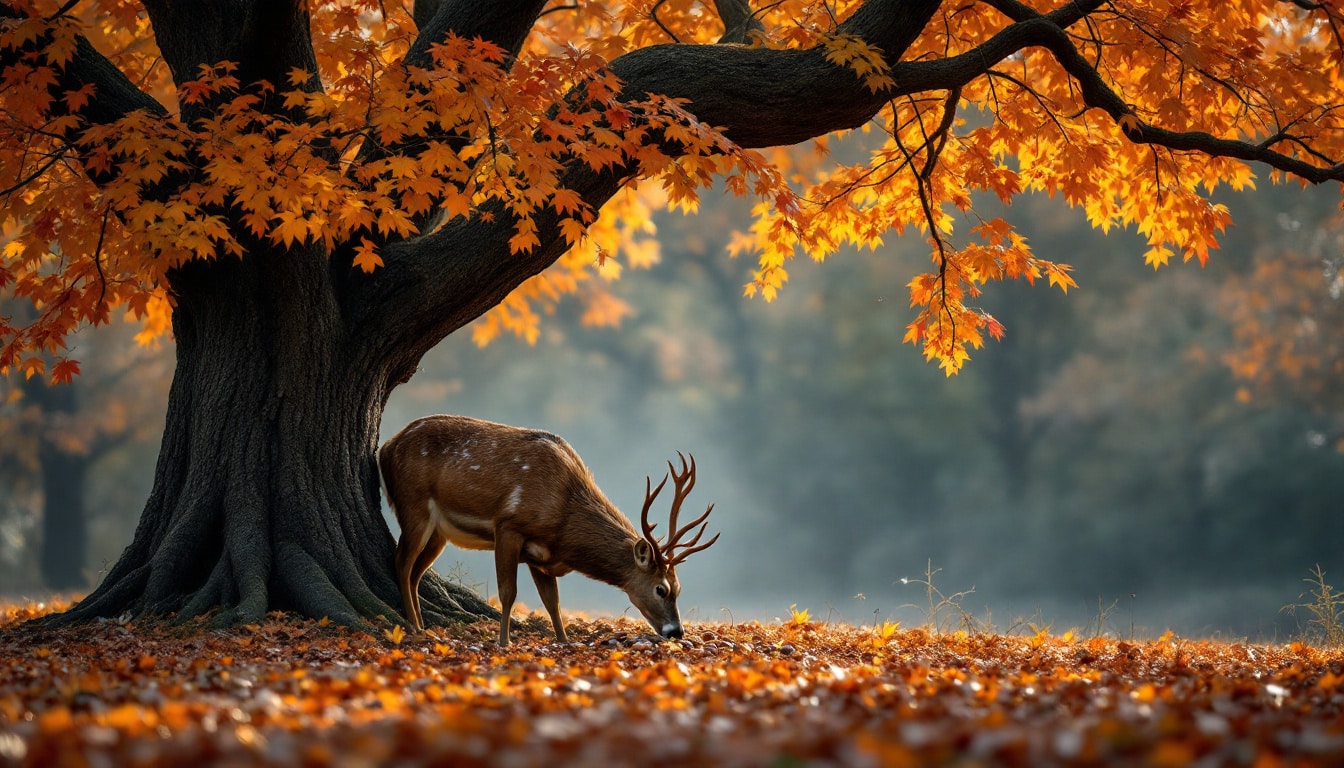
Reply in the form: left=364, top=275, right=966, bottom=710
left=275, top=541, right=371, bottom=630
left=419, top=570, right=501, bottom=626
left=141, top=492, right=221, bottom=612
left=223, top=487, right=269, bottom=624
left=178, top=556, right=230, bottom=620
left=38, top=562, right=151, bottom=626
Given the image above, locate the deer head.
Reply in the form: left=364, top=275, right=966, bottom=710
left=627, top=452, right=720, bottom=640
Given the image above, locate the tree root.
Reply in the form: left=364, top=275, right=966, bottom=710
left=418, top=569, right=501, bottom=626
left=275, top=541, right=372, bottom=629
left=37, top=562, right=150, bottom=626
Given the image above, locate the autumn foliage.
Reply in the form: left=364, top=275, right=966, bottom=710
left=4, top=0, right=1344, bottom=376
left=4, top=599, right=1344, bottom=766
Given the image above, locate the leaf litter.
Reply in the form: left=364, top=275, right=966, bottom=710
left=3, top=599, right=1344, bottom=766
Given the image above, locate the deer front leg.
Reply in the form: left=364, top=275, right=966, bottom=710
left=494, top=530, right=524, bottom=645
left=528, top=564, right=568, bottom=642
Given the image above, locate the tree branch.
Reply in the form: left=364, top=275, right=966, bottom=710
left=356, top=1, right=946, bottom=367
left=974, top=0, right=1344, bottom=183
left=139, top=0, right=320, bottom=112
left=357, top=0, right=1344, bottom=376
left=1, top=4, right=165, bottom=132
left=712, top=0, right=764, bottom=44
left=405, top=0, right=549, bottom=69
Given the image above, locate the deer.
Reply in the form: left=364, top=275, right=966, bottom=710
left=377, top=414, right=720, bottom=645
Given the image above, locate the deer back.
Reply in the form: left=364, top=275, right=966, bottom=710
left=379, top=415, right=637, bottom=560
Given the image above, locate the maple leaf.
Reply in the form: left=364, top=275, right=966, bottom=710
left=509, top=229, right=541, bottom=254
left=558, top=217, right=587, bottom=246
left=50, top=358, right=80, bottom=384
left=353, top=238, right=383, bottom=273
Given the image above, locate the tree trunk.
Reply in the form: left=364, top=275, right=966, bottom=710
left=51, top=251, right=497, bottom=629
left=22, top=377, right=90, bottom=591
left=38, top=437, right=88, bottom=592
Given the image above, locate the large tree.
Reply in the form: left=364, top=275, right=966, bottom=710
left=2, top=0, right=1342, bottom=628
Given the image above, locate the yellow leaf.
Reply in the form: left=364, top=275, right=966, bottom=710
left=509, top=229, right=541, bottom=254
left=353, top=238, right=383, bottom=273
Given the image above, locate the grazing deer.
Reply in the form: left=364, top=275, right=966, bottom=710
left=378, top=415, right=719, bottom=645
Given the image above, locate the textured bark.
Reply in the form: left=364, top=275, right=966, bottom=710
left=53, top=251, right=496, bottom=628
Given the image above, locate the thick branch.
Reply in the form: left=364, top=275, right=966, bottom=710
left=353, top=0, right=956, bottom=358
left=355, top=165, right=627, bottom=378
left=139, top=0, right=318, bottom=93
left=406, top=0, right=549, bottom=67
left=713, top=0, right=764, bottom=44
left=0, top=4, right=165, bottom=132
left=608, top=0, right=942, bottom=147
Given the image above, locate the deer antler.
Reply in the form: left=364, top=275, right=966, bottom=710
left=661, top=452, right=720, bottom=567
left=640, top=471, right=670, bottom=565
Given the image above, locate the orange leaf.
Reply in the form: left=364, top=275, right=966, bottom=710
left=353, top=238, right=383, bottom=273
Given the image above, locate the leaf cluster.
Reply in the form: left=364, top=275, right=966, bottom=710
left=4, top=0, right=1344, bottom=377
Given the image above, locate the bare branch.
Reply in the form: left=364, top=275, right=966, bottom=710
left=650, top=0, right=682, bottom=43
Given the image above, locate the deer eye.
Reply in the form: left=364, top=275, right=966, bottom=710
left=655, top=584, right=669, bottom=599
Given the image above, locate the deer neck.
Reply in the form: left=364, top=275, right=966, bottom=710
left=557, top=502, right=641, bottom=590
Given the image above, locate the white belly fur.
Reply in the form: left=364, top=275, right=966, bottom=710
left=428, top=499, right=495, bottom=550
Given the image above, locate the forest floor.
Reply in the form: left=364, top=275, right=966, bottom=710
left=2, top=598, right=1343, bottom=767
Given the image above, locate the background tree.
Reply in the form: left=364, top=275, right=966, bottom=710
left=1220, top=195, right=1344, bottom=447
left=2, top=0, right=1344, bottom=629
left=0, top=308, right=167, bottom=592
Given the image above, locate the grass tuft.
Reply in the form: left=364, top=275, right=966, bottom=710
left=1283, top=564, right=1344, bottom=648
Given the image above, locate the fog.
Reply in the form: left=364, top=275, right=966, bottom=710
left=372, top=183, right=1343, bottom=641
left=4, top=182, right=1341, bottom=642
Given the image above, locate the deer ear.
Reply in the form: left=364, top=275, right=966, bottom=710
left=633, top=539, right=655, bottom=571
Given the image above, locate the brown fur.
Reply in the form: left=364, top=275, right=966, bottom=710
left=379, top=414, right=692, bottom=644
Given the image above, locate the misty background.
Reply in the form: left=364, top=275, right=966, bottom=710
left=3, top=180, right=1342, bottom=640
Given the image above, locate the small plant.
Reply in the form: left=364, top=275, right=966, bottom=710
left=899, top=560, right=987, bottom=634
left=1283, top=565, right=1344, bottom=648
left=446, top=559, right=487, bottom=599
left=1084, top=595, right=1120, bottom=639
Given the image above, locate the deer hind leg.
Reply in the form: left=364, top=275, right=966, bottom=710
left=528, top=564, right=567, bottom=643
left=407, top=529, right=448, bottom=631
left=395, top=509, right=439, bottom=631
left=494, top=529, right=524, bottom=645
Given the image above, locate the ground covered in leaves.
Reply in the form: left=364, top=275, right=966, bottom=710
left=3, top=600, right=1344, bottom=766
